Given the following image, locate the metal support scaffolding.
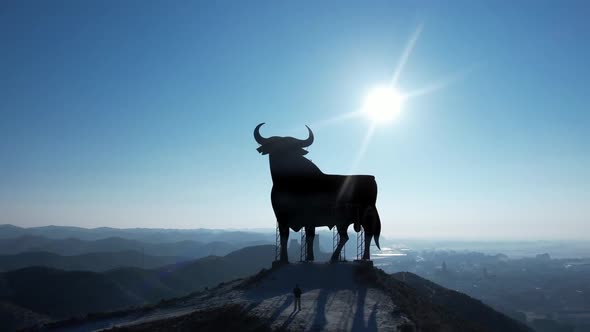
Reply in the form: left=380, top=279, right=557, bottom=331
left=356, top=225, right=365, bottom=260
left=332, top=227, right=337, bottom=258
left=274, top=222, right=280, bottom=261
left=300, top=230, right=306, bottom=261
left=342, top=234, right=346, bottom=260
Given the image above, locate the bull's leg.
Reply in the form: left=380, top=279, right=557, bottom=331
left=305, top=226, right=315, bottom=261
left=330, top=225, right=349, bottom=262
left=363, top=232, right=372, bottom=260
left=279, top=223, right=290, bottom=263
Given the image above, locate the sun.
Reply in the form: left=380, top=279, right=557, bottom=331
left=361, top=85, right=404, bottom=124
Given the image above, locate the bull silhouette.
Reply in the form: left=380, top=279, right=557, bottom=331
left=254, top=123, right=381, bottom=263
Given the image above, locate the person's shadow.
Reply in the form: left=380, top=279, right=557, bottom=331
left=351, top=287, right=379, bottom=331
left=279, top=309, right=300, bottom=330
left=264, top=296, right=293, bottom=327
left=311, top=289, right=328, bottom=330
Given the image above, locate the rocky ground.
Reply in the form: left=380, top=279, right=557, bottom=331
left=41, top=262, right=529, bottom=332
left=44, top=262, right=409, bottom=331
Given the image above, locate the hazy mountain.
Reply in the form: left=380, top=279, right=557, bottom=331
left=105, top=245, right=276, bottom=302
left=0, top=225, right=27, bottom=238
left=0, top=224, right=275, bottom=244
left=0, top=251, right=183, bottom=272
left=0, top=267, right=137, bottom=319
left=0, top=225, right=353, bottom=261
left=0, top=235, right=54, bottom=255
left=0, top=235, right=236, bottom=258
left=0, top=245, right=275, bottom=330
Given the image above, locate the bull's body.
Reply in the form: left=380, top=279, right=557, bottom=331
left=255, top=123, right=381, bottom=262
left=272, top=174, right=377, bottom=232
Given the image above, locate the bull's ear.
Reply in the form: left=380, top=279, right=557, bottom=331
left=257, top=144, right=272, bottom=155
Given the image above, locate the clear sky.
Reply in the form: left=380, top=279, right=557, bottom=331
left=1, top=1, right=589, bottom=239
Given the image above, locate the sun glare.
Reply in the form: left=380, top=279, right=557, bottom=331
left=362, top=86, right=404, bottom=124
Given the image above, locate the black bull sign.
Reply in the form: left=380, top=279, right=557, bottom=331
left=254, top=123, right=381, bottom=262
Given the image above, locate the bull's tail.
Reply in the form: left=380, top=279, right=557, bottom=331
left=373, top=207, right=381, bottom=250
left=363, top=205, right=381, bottom=250
left=369, top=178, right=380, bottom=250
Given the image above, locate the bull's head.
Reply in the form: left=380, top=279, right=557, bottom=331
left=253, top=123, right=314, bottom=155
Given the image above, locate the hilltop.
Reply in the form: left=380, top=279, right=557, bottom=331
left=46, top=262, right=531, bottom=332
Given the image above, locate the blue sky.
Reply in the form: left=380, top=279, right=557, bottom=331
left=1, top=1, right=588, bottom=239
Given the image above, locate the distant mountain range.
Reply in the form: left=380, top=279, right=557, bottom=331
left=0, top=250, right=183, bottom=272
left=0, top=234, right=238, bottom=258
left=0, top=224, right=275, bottom=244
left=0, top=245, right=276, bottom=331
left=0, top=225, right=372, bottom=264
left=0, top=224, right=342, bottom=257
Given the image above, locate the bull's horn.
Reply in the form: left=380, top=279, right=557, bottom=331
left=254, top=123, right=268, bottom=145
left=300, top=125, right=314, bottom=147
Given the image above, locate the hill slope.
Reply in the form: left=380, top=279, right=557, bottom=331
left=389, top=271, right=531, bottom=332
left=0, top=245, right=275, bottom=331
left=49, top=263, right=531, bottom=332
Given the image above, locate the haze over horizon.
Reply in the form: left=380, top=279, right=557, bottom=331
left=3, top=223, right=589, bottom=242
left=2, top=1, right=589, bottom=240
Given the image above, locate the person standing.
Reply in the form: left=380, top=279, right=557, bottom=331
left=293, top=284, right=302, bottom=311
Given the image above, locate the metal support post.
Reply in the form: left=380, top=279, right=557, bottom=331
left=275, top=222, right=280, bottom=261
left=300, top=230, right=306, bottom=262
left=356, top=226, right=365, bottom=260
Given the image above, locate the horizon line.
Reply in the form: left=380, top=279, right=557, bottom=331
left=2, top=224, right=589, bottom=242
